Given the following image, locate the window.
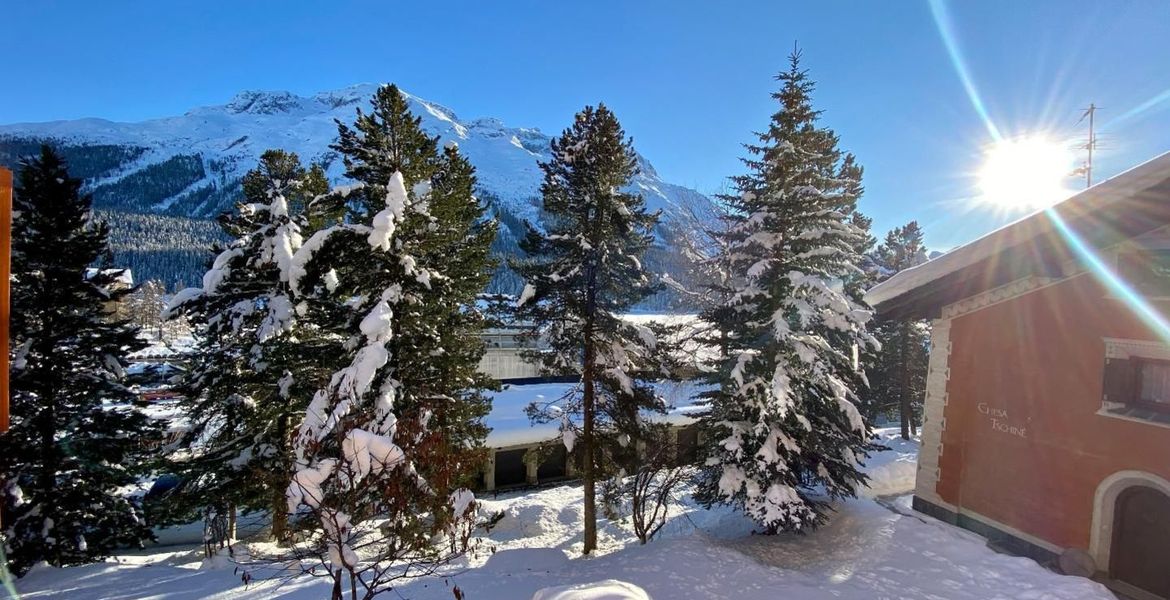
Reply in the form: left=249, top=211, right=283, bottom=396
left=1135, top=359, right=1170, bottom=411
left=1102, top=339, right=1170, bottom=426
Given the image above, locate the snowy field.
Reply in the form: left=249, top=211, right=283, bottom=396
left=13, top=430, right=1112, bottom=600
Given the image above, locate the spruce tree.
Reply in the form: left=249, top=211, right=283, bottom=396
left=0, top=146, right=161, bottom=574
left=330, top=85, right=498, bottom=460
left=285, top=85, right=493, bottom=597
left=867, top=222, right=929, bottom=438
left=160, top=150, right=335, bottom=543
left=511, top=104, right=667, bottom=555
left=695, top=51, right=879, bottom=533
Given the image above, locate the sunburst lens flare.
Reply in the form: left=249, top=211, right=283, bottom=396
left=978, top=136, right=1075, bottom=211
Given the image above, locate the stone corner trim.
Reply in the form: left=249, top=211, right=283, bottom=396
left=915, top=316, right=953, bottom=507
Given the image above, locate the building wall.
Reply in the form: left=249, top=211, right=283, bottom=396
left=478, top=348, right=542, bottom=381
left=930, top=272, right=1170, bottom=556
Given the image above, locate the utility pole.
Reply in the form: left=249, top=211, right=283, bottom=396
left=1076, top=104, right=1099, bottom=188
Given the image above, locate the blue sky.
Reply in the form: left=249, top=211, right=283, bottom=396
left=4, top=1, right=1169, bottom=250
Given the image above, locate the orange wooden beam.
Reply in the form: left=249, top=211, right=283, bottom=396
left=0, top=167, right=10, bottom=434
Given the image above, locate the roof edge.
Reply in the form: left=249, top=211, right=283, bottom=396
left=865, top=151, right=1170, bottom=312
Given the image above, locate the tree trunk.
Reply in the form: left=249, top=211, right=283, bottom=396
left=36, top=377, right=59, bottom=565
left=271, top=486, right=288, bottom=544
left=227, top=501, right=237, bottom=542
left=331, top=569, right=343, bottom=600
left=581, top=233, right=600, bottom=556
left=271, top=413, right=290, bottom=544
left=581, top=340, right=597, bottom=555
left=898, top=322, right=912, bottom=440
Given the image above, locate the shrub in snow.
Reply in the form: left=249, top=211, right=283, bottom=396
left=510, top=104, right=681, bottom=555
left=694, top=50, right=880, bottom=534
left=283, top=85, right=494, bottom=599
left=0, top=147, right=161, bottom=575
left=158, top=150, right=338, bottom=545
left=623, top=428, right=687, bottom=545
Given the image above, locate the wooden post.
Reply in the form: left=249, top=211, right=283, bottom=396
left=565, top=450, right=577, bottom=478
left=0, top=167, right=10, bottom=436
left=483, top=451, right=496, bottom=492
left=524, top=448, right=539, bottom=486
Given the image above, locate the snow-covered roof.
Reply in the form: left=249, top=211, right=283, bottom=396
left=128, top=336, right=198, bottom=360
left=84, top=267, right=134, bottom=286
left=129, top=345, right=179, bottom=360
left=484, top=380, right=707, bottom=449
left=866, top=151, right=1170, bottom=318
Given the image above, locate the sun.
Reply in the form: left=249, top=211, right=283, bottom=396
left=978, top=136, right=1075, bottom=210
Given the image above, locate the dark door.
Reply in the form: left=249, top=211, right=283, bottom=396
left=676, top=425, right=698, bottom=466
left=495, top=449, right=527, bottom=487
left=1111, top=485, right=1170, bottom=598
left=537, top=444, right=568, bottom=481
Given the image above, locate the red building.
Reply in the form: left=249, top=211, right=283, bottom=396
left=866, top=153, right=1170, bottom=600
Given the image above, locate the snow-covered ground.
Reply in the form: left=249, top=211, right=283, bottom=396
left=13, top=429, right=1113, bottom=600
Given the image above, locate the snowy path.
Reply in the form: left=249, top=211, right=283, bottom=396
left=14, top=431, right=1113, bottom=599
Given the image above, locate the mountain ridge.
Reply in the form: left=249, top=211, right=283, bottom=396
left=0, top=84, right=713, bottom=301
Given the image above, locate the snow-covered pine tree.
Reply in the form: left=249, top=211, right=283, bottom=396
left=694, top=50, right=879, bottom=534
left=284, top=85, right=492, bottom=598
left=160, top=150, right=336, bottom=543
left=0, top=146, right=162, bottom=575
left=511, top=104, right=669, bottom=555
left=330, top=86, right=497, bottom=473
left=865, top=221, right=929, bottom=438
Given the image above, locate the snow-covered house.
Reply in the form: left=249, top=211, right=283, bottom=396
left=474, top=314, right=711, bottom=491
left=84, top=267, right=134, bottom=291
left=866, top=152, right=1170, bottom=600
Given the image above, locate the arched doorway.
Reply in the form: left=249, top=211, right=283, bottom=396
left=1111, top=485, right=1170, bottom=598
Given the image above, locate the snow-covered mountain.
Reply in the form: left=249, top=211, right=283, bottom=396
left=0, top=84, right=713, bottom=297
